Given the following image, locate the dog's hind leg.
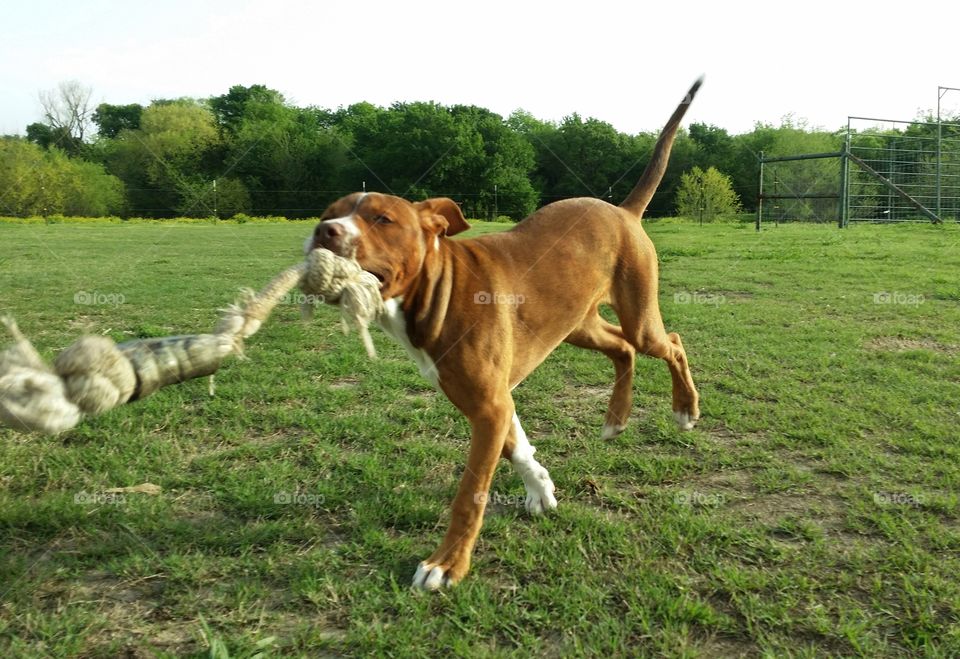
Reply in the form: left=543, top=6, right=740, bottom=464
left=618, top=298, right=700, bottom=430
left=645, top=330, right=699, bottom=430
left=564, top=312, right=636, bottom=439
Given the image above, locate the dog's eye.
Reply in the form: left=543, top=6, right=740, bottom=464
left=371, top=214, right=393, bottom=225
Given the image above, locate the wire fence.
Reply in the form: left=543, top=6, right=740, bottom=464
left=757, top=114, right=960, bottom=227
left=23, top=186, right=694, bottom=221
left=847, top=116, right=960, bottom=222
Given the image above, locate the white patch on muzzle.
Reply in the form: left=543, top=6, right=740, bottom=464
left=306, top=215, right=362, bottom=255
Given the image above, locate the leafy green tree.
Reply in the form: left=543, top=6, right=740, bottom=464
left=753, top=119, right=842, bottom=221
left=0, top=137, right=123, bottom=216
left=92, top=103, right=143, bottom=138
left=675, top=166, right=742, bottom=222
left=518, top=113, right=696, bottom=217
left=15, top=80, right=895, bottom=222
left=59, top=156, right=126, bottom=216
left=175, top=177, right=251, bottom=218
left=448, top=105, right=537, bottom=218
left=213, top=177, right=252, bottom=217
left=345, top=101, right=466, bottom=197
left=331, top=102, right=538, bottom=219
left=210, top=84, right=286, bottom=135
left=25, top=122, right=76, bottom=151
left=689, top=123, right=736, bottom=174
left=0, top=137, right=47, bottom=214
left=532, top=114, right=631, bottom=202
left=228, top=101, right=350, bottom=217
left=102, top=99, right=221, bottom=216
left=645, top=129, right=699, bottom=217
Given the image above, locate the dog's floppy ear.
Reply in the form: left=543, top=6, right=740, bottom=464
left=415, top=198, right=471, bottom=237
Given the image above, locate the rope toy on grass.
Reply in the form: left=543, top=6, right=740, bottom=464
left=0, top=249, right=383, bottom=435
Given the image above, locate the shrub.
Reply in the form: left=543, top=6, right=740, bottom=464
left=675, top=166, right=742, bottom=222
left=0, top=137, right=125, bottom=217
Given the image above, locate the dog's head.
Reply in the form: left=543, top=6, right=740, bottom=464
left=308, top=192, right=470, bottom=299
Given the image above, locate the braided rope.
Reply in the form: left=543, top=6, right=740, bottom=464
left=0, top=249, right=383, bottom=435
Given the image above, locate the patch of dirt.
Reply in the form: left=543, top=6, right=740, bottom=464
left=36, top=571, right=172, bottom=650
left=326, top=377, right=360, bottom=390
left=404, top=389, right=436, bottom=402
left=682, top=454, right=892, bottom=560
left=71, top=570, right=164, bottom=605
left=728, top=489, right=844, bottom=524
left=690, top=468, right=753, bottom=491
left=142, top=622, right=197, bottom=653
left=570, top=385, right=610, bottom=399
left=704, top=423, right=768, bottom=447
left=694, top=633, right=757, bottom=659
left=237, top=427, right=301, bottom=446
left=864, top=337, right=957, bottom=354
left=682, top=459, right=862, bottom=544
left=41, top=569, right=348, bottom=655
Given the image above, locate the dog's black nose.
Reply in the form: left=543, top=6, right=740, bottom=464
left=322, top=223, right=344, bottom=240
left=316, top=222, right=348, bottom=253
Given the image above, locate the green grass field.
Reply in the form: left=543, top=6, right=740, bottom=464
left=1, top=218, right=959, bottom=657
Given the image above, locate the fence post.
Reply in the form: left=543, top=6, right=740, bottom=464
left=937, top=87, right=944, bottom=220
left=756, top=151, right=764, bottom=232
left=838, top=131, right=849, bottom=228
left=697, top=173, right=704, bottom=226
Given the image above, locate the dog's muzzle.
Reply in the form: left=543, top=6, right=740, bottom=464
left=315, top=222, right=353, bottom=256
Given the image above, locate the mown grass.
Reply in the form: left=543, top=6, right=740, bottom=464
left=1, top=218, right=959, bottom=657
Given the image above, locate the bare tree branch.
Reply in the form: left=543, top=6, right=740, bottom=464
left=39, top=80, right=94, bottom=141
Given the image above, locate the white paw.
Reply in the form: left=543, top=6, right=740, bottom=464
left=510, top=413, right=558, bottom=515
left=601, top=423, right=627, bottom=440
left=673, top=410, right=699, bottom=431
left=523, top=466, right=558, bottom=515
left=412, top=561, right=450, bottom=590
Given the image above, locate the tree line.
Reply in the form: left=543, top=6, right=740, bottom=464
left=6, top=81, right=951, bottom=221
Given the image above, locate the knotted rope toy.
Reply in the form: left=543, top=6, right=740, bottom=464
left=0, top=249, right=383, bottom=435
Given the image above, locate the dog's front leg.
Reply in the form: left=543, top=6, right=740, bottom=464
left=412, top=396, right=512, bottom=590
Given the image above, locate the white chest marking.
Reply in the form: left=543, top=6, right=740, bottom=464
left=377, top=297, right=439, bottom=388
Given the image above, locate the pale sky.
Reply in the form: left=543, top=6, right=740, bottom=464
left=2, top=0, right=959, bottom=138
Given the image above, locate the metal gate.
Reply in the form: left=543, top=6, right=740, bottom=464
left=756, top=87, right=960, bottom=229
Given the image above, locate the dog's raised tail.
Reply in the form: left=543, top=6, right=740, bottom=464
left=620, top=77, right=703, bottom=218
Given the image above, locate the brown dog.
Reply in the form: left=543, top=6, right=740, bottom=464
left=310, top=79, right=702, bottom=589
